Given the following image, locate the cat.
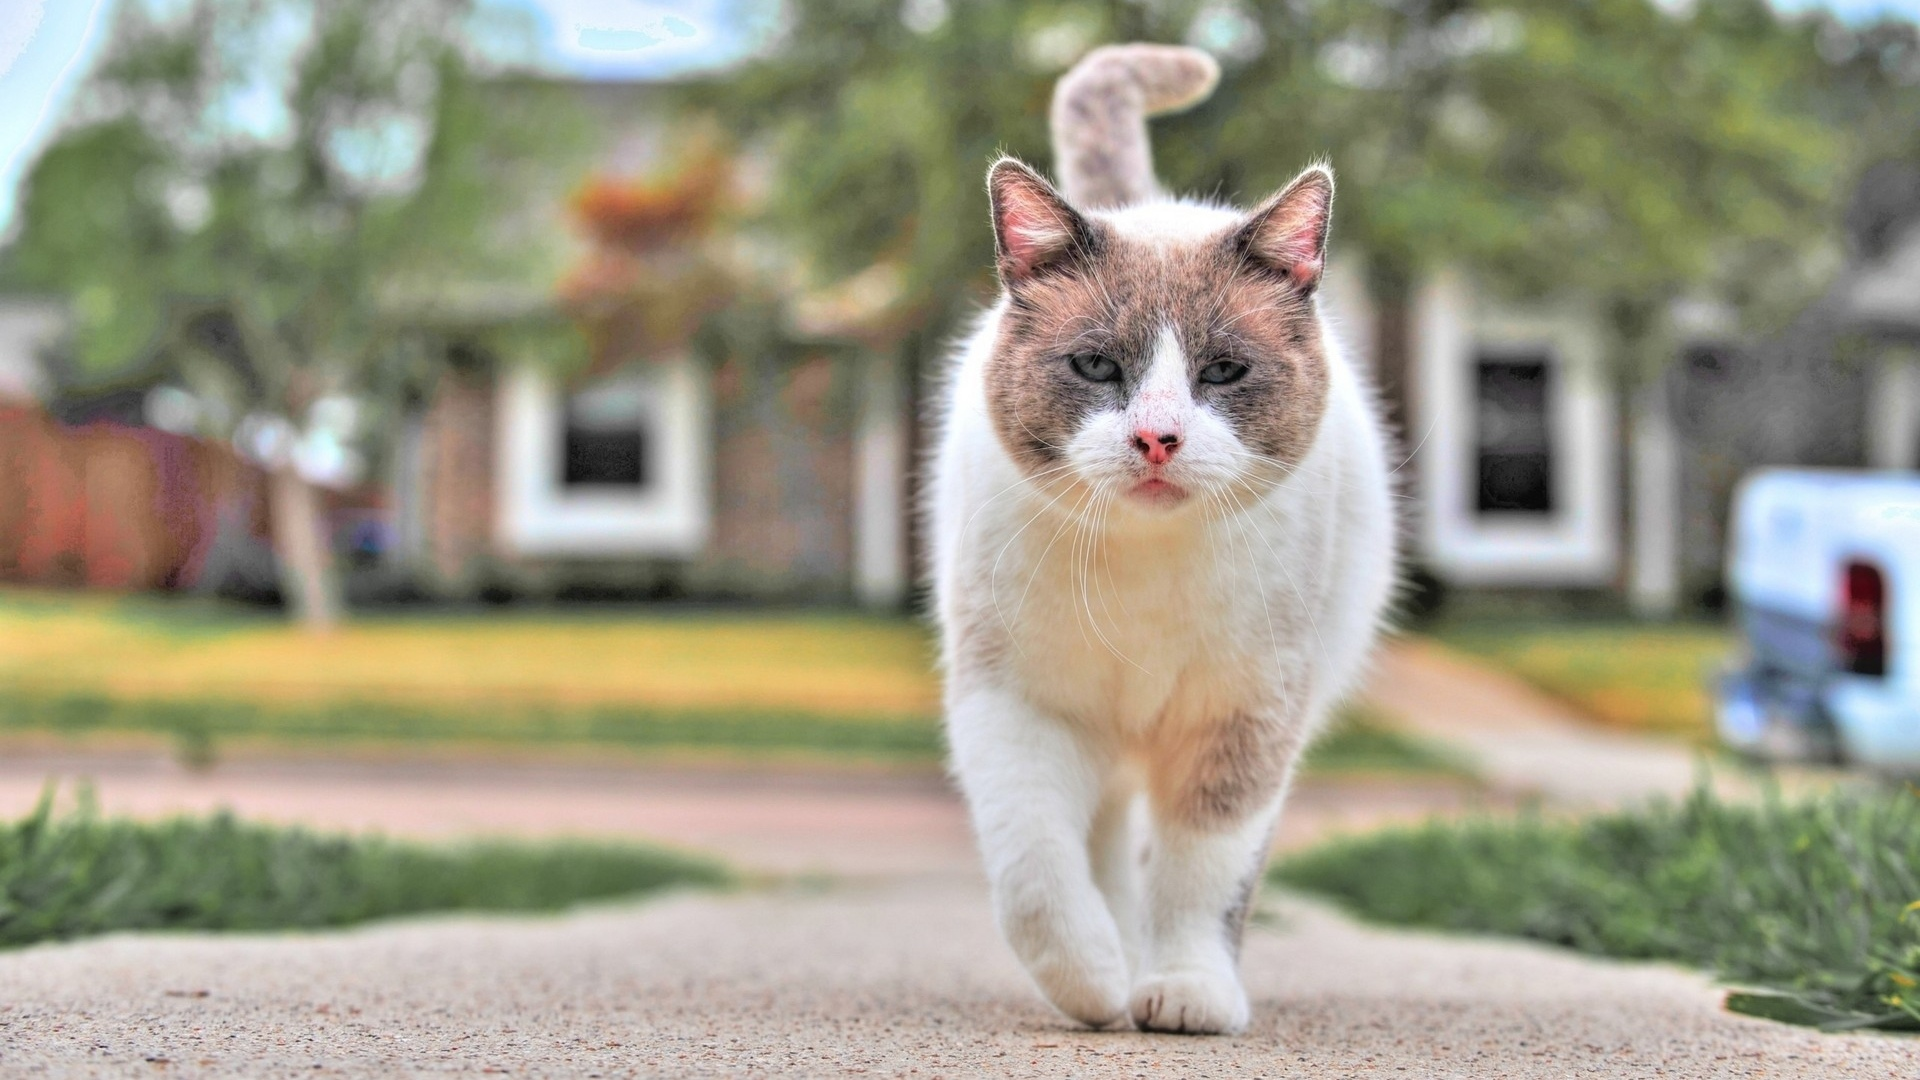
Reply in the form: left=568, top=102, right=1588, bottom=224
left=927, top=43, right=1397, bottom=1035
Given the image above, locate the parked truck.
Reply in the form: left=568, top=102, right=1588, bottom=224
left=1718, top=469, right=1920, bottom=772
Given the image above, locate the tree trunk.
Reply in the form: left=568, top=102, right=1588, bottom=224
left=267, top=467, right=343, bottom=631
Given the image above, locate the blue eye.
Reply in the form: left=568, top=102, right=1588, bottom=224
left=1199, top=359, right=1249, bottom=385
left=1068, top=353, right=1121, bottom=382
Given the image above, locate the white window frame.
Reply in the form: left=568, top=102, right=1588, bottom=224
left=496, top=358, right=710, bottom=557
left=1416, top=270, right=1619, bottom=586
left=0, top=300, right=63, bottom=404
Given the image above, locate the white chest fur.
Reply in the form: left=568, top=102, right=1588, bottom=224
left=931, top=307, right=1391, bottom=746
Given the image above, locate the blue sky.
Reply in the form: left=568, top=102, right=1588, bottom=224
left=0, top=0, right=1917, bottom=237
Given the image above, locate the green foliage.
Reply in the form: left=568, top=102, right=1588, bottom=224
left=0, top=788, right=727, bottom=949
left=0, top=0, right=596, bottom=626
left=697, top=0, right=1882, bottom=375
left=1274, top=784, right=1920, bottom=1031
left=2, top=0, right=590, bottom=412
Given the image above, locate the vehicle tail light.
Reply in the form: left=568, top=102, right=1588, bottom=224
left=1838, top=560, right=1888, bottom=678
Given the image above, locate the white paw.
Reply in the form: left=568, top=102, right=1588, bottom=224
left=1129, top=971, right=1249, bottom=1035
left=998, top=890, right=1131, bottom=1027
left=1023, top=937, right=1130, bottom=1028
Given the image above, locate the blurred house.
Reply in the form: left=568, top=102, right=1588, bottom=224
left=5, top=73, right=1914, bottom=617
left=390, top=81, right=911, bottom=608
left=1841, top=165, right=1920, bottom=471
left=1320, top=180, right=1920, bottom=617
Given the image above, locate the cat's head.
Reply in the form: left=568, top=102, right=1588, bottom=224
left=983, top=159, right=1334, bottom=515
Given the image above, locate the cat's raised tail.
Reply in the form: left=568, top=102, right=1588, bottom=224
left=1049, top=44, right=1220, bottom=211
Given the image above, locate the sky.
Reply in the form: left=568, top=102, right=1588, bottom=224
left=0, top=0, right=1917, bottom=238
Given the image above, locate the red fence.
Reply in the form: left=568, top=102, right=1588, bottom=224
left=0, top=404, right=267, bottom=591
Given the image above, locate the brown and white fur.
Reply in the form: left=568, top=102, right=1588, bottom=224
left=928, top=45, right=1396, bottom=1034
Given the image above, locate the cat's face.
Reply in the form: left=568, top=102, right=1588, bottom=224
left=984, top=160, right=1334, bottom=515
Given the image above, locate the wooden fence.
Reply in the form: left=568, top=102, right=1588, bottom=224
left=0, top=404, right=267, bottom=591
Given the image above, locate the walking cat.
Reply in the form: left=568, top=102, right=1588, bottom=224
left=928, top=44, right=1396, bottom=1034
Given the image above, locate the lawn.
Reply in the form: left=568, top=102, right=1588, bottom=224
left=0, top=788, right=728, bottom=949
left=0, top=591, right=939, bottom=717
left=0, top=590, right=944, bottom=762
left=0, top=590, right=1464, bottom=772
left=1274, top=783, right=1920, bottom=1031
left=1431, top=620, right=1732, bottom=740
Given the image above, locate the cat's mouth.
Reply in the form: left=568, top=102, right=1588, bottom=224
left=1126, top=477, right=1190, bottom=507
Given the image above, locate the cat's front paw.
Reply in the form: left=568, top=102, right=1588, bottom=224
left=998, top=888, right=1131, bottom=1027
left=1129, top=971, right=1249, bottom=1035
left=1029, top=933, right=1128, bottom=1022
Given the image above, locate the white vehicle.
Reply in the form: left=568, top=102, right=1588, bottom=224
left=1718, top=469, right=1920, bottom=771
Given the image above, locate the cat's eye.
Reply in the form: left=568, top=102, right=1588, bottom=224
left=1199, top=359, right=1249, bottom=385
left=1068, top=353, right=1121, bottom=383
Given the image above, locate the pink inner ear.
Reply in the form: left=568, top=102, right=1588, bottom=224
left=1251, top=177, right=1331, bottom=284
left=999, top=204, right=1065, bottom=277
left=1259, top=212, right=1325, bottom=273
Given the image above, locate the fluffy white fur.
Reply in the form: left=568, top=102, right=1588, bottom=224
left=929, top=192, right=1397, bottom=1032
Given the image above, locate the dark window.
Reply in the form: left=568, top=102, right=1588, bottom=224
left=1474, top=355, right=1555, bottom=516
left=560, top=380, right=651, bottom=489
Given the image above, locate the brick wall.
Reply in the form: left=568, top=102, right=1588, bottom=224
left=419, top=375, right=499, bottom=591
left=694, top=354, right=855, bottom=597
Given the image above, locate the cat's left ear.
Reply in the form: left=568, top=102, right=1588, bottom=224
left=1234, top=165, right=1334, bottom=292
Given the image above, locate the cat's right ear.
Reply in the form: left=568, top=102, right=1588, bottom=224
left=988, top=158, right=1095, bottom=288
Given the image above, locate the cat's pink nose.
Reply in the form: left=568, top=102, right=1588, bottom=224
left=1131, top=428, right=1181, bottom=465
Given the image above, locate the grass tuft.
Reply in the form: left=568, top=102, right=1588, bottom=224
left=1273, top=784, right=1920, bottom=1031
left=0, top=787, right=729, bottom=949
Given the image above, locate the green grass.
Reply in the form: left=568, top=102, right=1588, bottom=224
left=0, top=691, right=946, bottom=765
left=0, top=692, right=1466, bottom=776
left=1273, top=784, right=1920, bottom=1031
left=1431, top=620, right=1731, bottom=740
left=1303, top=705, right=1475, bottom=778
left=0, top=788, right=729, bottom=949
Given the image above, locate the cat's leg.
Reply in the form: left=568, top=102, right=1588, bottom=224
left=948, top=686, right=1129, bottom=1028
left=1087, top=783, right=1145, bottom=976
left=1133, top=711, right=1303, bottom=1034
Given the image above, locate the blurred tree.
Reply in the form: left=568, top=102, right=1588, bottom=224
left=696, top=0, right=1853, bottom=427
left=2, top=0, right=590, bottom=629
left=1814, top=16, right=1920, bottom=256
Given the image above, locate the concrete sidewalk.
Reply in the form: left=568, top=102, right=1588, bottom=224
left=3, top=878, right=1914, bottom=1078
